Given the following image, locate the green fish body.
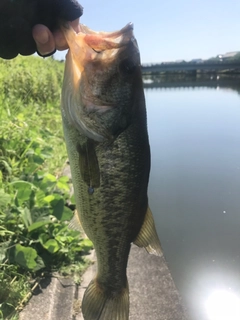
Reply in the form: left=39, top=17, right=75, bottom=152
left=61, top=23, right=162, bottom=320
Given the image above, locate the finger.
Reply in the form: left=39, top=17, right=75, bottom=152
left=53, top=29, right=68, bottom=51
left=32, top=24, right=56, bottom=56
left=69, top=19, right=81, bottom=33
left=54, top=19, right=80, bottom=51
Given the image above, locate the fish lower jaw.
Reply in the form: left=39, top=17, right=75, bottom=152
left=62, top=98, right=106, bottom=141
left=86, top=104, right=113, bottom=113
left=82, top=98, right=114, bottom=114
left=73, top=117, right=105, bottom=142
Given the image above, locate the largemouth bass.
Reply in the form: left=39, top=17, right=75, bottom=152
left=61, top=22, right=162, bottom=320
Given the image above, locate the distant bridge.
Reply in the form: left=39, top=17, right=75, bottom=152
left=141, top=62, right=240, bottom=73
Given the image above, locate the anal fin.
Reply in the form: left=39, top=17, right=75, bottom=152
left=68, top=209, right=86, bottom=237
left=133, top=207, right=162, bottom=256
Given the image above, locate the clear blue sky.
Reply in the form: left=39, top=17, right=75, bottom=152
left=55, top=0, right=240, bottom=63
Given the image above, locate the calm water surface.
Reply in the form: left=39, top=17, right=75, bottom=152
left=145, top=79, right=240, bottom=320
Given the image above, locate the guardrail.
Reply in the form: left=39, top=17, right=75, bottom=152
left=141, top=62, right=240, bottom=73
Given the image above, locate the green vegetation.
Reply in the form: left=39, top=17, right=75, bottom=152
left=0, top=56, right=93, bottom=319
left=223, top=52, right=240, bottom=62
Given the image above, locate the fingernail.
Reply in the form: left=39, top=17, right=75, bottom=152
left=35, top=30, right=49, bottom=44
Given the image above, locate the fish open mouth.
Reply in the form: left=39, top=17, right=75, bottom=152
left=61, top=22, right=140, bottom=142
left=61, top=22, right=137, bottom=64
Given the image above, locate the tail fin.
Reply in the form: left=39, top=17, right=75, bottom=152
left=133, top=206, right=162, bottom=256
left=82, top=278, right=129, bottom=320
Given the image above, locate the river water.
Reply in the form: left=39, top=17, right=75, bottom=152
left=144, top=75, right=240, bottom=320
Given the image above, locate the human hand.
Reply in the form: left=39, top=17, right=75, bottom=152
left=32, top=19, right=81, bottom=57
left=0, top=0, right=83, bottom=59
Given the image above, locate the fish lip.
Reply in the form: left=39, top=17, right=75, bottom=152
left=79, top=22, right=134, bottom=37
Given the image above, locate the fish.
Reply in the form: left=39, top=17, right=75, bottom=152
left=61, top=22, right=162, bottom=320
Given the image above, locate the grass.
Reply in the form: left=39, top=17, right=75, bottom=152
left=0, top=55, right=93, bottom=319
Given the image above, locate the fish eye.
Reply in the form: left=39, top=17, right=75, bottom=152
left=119, top=58, right=137, bottom=75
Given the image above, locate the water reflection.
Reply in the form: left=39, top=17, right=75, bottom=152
left=143, top=73, right=240, bottom=94
left=206, top=289, right=240, bottom=320
left=144, top=75, right=240, bottom=320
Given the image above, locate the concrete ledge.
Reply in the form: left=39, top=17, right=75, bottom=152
left=128, top=246, right=187, bottom=320
left=20, top=245, right=188, bottom=320
left=19, top=277, right=76, bottom=320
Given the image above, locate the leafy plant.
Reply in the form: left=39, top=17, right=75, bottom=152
left=0, top=55, right=93, bottom=319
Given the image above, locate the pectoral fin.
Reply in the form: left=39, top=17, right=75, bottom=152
left=133, top=207, right=162, bottom=256
left=76, top=139, right=100, bottom=188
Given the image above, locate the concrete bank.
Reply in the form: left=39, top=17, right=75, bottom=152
left=20, top=245, right=188, bottom=320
